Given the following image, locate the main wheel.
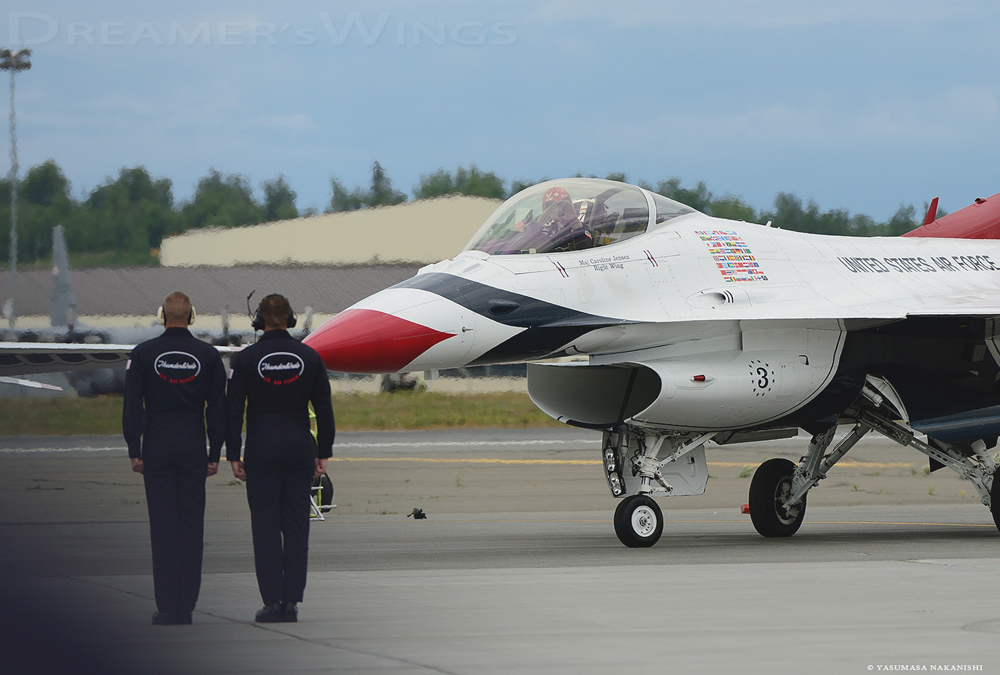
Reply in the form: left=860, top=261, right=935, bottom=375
left=614, top=495, right=663, bottom=548
left=748, top=458, right=805, bottom=537
left=990, top=473, right=1000, bottom=534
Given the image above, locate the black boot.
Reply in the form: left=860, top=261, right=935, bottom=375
left=152, top=611, right=191, bottom=625
left=281, top=602, right=298, bottom=623
left=254, top=603, right=284, bottom=623
left=151, top=611, right=176, bottom=625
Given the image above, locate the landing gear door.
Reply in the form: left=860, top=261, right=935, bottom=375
left=605, top=432, right=709, bottom=498
left=659, top=445, right=709, bottom=496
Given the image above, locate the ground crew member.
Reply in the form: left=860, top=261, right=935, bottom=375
left=123, top=291, right=226, bottom=625
left=226, top=293, right=334, bottom=623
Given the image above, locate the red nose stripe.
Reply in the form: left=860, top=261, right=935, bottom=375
left=304, top=308, right=454, bottom=373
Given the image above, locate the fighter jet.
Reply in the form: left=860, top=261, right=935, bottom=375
left=0, top=226, right=311, bottom=394
left=304, top=177, right=1000, bottom=547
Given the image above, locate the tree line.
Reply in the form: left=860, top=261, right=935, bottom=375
left=0, top=159, right=932, bottom=268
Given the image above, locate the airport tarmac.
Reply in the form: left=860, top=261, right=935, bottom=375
left=2, top=428, right=999, bottom=674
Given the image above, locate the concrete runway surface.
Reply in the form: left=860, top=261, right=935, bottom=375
left=2, top=428, right=999, bottom=674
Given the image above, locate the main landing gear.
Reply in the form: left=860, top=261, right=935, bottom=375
left=603, top=377, right=999, bottom=547
left=746, top=378, right=999, bottom=539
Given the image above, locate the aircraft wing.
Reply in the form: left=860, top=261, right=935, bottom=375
left=0, top=375, right=65, bottom=391
left=0, top=342, right=134, bottom=377
left=0, top=342, right=243, bottom=378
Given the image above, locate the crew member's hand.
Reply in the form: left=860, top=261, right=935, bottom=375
left=206, top=462, right=219, bottom=477
left=130, top=457, right=144, bottom=475
left=231, top=460, right=247, bottom=481
left=314, top=458, right=327, bottom=478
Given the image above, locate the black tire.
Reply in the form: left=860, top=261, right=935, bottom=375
left=991, top=473, right=1000, bottom=534
left=748, top=458, right=805, bottom=538
left=613, top=495, right=663, bottom=548
left=611, top=495, right=628, bottom=539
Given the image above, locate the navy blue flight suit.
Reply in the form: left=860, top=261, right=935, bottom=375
left=225, top=330, right=335, bottom=607
left=123, top=327, right=226, bottom=619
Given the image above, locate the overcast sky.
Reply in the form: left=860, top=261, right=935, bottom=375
left=3, top=1, right=999, bottom=221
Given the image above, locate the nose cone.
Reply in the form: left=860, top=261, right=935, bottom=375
left=303, top=308, right=455, bottom=374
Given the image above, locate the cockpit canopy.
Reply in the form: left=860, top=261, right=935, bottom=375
left=463, top=178, right=694, bottom=256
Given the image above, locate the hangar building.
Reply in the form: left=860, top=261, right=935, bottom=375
left=160, top=195, right=502, bottom=267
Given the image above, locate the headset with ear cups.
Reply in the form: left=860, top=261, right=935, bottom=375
left=251, top=294, right=297, bottom=332
left=157, top=305, right=196, bottom=326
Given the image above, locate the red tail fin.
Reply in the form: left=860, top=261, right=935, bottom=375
left=922, top=197, right=938, bottom=226
left=903, top=193, right=1000, bottom=239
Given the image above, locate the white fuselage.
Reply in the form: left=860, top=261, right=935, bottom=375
left=306, top=207, right=1000, bottom=432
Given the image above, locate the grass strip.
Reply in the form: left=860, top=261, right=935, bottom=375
left=0, top=391, right=562, bottom=436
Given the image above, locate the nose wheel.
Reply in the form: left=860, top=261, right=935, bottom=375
left=614, top=495, right=664, bottom=547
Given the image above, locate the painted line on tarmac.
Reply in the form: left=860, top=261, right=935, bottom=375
left=332, top=457, right=597, bottom=465
left=0, top=434, right=913, bottom=454
left=331, top=457, right=915, bottom=469
left=0, top=446, right=919, bottom=470
left=0, top=442, right=917, bottom=470
left=336, top=440, right=596, bottom=448
left=0, top=439, right=598, bottom=454
left=0, top=446, right=127, bottom=454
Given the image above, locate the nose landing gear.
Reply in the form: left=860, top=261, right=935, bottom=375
left=614, top=495, right=664, bottom=548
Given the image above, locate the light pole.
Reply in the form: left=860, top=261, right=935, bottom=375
left=1, top=47, right=31, bottom=328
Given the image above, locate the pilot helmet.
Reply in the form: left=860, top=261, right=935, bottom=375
left=542, top=186, right=571, bottom=210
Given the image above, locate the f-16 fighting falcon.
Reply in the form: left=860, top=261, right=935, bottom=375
left=303, top=177, right=1000, bottom=547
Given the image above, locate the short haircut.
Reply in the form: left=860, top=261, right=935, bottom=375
left=259, top=294, right=292, bottom=329
left=162, top=291, right=192, bottom=324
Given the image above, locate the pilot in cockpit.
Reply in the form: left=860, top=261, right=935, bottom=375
left=539, top=187, right=594, bottom=251
left=466, top=178, right=654, bottom=256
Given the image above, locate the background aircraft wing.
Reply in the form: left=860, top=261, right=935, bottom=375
left=0, top=343, right=243, bottom=379
left=0, top=342, right=134, bottom=377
